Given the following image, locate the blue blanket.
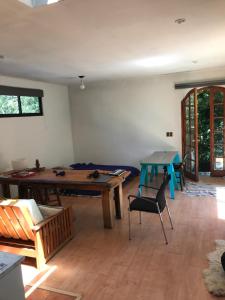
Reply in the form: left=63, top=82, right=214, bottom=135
left=62, top=163, right=140, bottom=196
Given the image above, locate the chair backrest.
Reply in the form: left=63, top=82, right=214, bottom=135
left=156, top=175, right=171, bottom=211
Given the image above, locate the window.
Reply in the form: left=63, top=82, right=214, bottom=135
left=0, top=85, right=43, bottom=117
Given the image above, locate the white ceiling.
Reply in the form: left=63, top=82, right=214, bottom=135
left=1, top=0, right=225, bottom=84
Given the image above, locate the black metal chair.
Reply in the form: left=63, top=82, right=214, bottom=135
left=128, top=175, right=173, bottom=244
left=163, top=154, right=187, bottom=191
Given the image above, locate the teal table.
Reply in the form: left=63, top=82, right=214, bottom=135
left=139, top=151, right=181, bottom=199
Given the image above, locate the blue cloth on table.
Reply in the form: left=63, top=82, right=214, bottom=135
left=62, top=163, right=140, bottom=196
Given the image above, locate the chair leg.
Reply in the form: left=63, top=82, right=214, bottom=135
left=166, top=203, right=174, bottom=230
left=156, top=203, right=168, bottom=244
left=179, top=172, right=183, bottom=191
left=55, top=189, right=62, bottom=206
left=139, top=211, right=142, bottom=224
left=181, top=169, right=185, bottom=186
left=128, top=209, right=131, bottom=240
left=163, top=166, right=167, bottom=180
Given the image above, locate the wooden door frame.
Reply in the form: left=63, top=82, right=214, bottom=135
left=209, top=86, right=225, bottom=176
left=182, top=85, right=225, bottom=178
left=181, top=88, right=199, bottom=181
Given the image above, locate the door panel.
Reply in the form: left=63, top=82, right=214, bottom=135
left=210, top=87, right=225, bottom=176
left=182, top=88, right=199, bottom=181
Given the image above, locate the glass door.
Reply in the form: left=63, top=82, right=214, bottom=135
left=182, top=88, right=199, bottom=181
left=210, top=86, right=225, bottom=176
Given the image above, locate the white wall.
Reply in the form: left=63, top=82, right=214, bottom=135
left=0, top=75, right=74, bottom=172
left=69, top=66, right=225, bottom=168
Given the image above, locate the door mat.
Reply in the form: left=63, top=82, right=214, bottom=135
left=183, top=181, right=225, bottom=197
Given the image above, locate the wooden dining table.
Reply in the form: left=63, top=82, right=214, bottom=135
left=0, top=169, right=130, bottom=229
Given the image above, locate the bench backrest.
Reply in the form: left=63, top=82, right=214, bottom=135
left=0, top=204, right=35, bottom=241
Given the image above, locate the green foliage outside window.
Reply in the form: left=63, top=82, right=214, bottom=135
left=0, top=95, right=42, bottom=117
left=0, top=95, right=19, bottom=114
left=198, top=91, right=210, bottom=172
left=21, top=96, right=40, bottom=113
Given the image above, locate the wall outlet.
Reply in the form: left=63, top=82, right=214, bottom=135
left=166, top=132, right=173, bottom=137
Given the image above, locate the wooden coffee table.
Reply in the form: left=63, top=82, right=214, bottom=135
left=0, top=169, right=130, bottom=229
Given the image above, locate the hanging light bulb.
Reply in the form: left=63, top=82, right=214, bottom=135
left=78, top=75, right=86, bottom=90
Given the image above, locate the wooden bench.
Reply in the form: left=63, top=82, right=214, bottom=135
left=0, top=203, right=73, bottom=269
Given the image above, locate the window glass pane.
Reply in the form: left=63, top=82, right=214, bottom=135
left=186, top=132, right=190, bottom=146
left=20, top=96, right=40, bottom=113
left=185, top=105, right=189, bottom=117
left=190, top=106, right=195, bottom=117
left=190, top=148, right=195, bottom=160
left=185, top=146, right=191, bottom=158
left=0, top=95, right=19, bottom=114
left=186, top=159, right=191, bottom=172
left=214, top=91, right=224, bottom=104
left=214, top=131, right=223, bottom=144
left=214, top=118, right=224, bottom=131
left=186, top=118, right=190, bottom=131
left=214, top=144, right=224, bottom=157
left=186, top=97, right=190, bottom=107
left=214, top=157, right=224, bottom=170
left=214, top=104, right=224, bottom=117
left=190, top=94, right=194, bottom=106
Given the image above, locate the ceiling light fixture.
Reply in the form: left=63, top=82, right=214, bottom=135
left=18, top=0, right=62, bottom=8
left=78, top=75, right=86, bottom=90
left=175, top=18, right=186, bottom=24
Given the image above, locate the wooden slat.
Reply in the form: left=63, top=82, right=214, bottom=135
left=0, top=216, right=11, bottom=238
left=4, top=207, right=28, bottom=240
left=0, top=207, right=19, bottom=239
left=0, top=244, right=36, bottom=258
left=42, top=225, right=48, bottom=257
left=12, top=206, right=35, bottom=240
left=53, top=218, right=59, bottom=249
left=49, top=221, right=54, bottom=253
left=0, top=237, right=34, bottom=248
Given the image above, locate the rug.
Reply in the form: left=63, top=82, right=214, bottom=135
left=203, top=240, right=225, bottom=296
left=183, top=181, right=225, bottom=197
left=26, top=285, right=82, bottom=299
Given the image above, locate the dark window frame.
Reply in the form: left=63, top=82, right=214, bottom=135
left=0, top=85, right=44, bottom=118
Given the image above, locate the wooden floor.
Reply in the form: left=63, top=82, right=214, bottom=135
left=23, top=176, right=225, bottom=300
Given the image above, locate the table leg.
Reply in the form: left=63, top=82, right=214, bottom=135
left=102, top=189, right=115, bottom=229
left=114, top=183, right=123, bottom=219
left=18, top=185, right=29, bottom=198
left=138, top=165, right=148, bottom=196
left=145, top=166, right=148, bottom=185
left=154, top=165, right=158, bottom=176
left=173, top=153, right=181, bottom=164
left=1, top=184, right=10, bottom=198
left=168, top=164, right=175, bottom=199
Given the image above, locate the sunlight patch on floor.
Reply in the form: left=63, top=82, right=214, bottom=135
left=216, top=187, right=225, bottom=220
left=21, top=264, right=57, bottom=298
